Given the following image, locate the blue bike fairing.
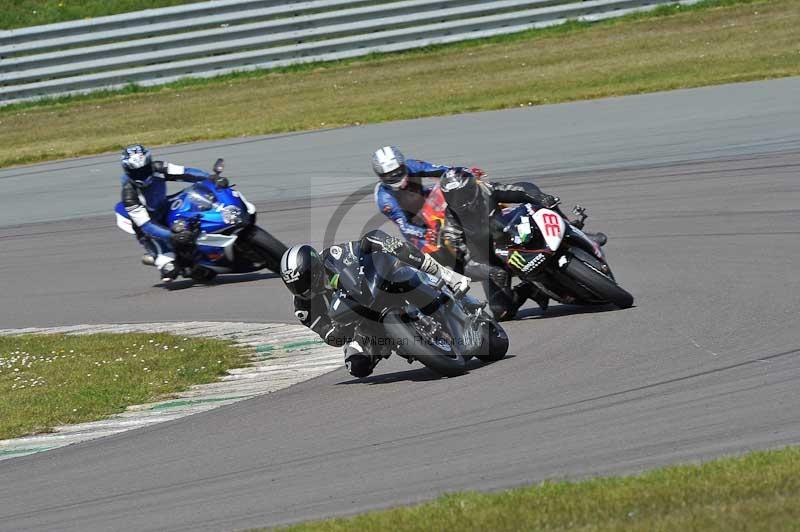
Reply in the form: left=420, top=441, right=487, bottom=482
left=166, top=182, right=248, bottom=235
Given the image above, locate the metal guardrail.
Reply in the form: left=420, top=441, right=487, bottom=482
left=0, top=0, right=694, bottom=105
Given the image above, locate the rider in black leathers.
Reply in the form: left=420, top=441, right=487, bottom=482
left=440, top=168, right=606, bottom=321
left=280, top=230, right=471, bottom=378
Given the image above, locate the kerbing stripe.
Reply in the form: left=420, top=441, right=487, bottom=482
left=0, top=322, right=343, bottom=461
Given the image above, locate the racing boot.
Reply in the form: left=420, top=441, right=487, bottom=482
left=510, top=281, right=549, bottom=317
left=344, top=341, right=378, bottom=378
left=159, top=261, right=179, bottom=283
left=141, top=253, right=156, bottom=266
left=420, top=253, right=471, bottom=297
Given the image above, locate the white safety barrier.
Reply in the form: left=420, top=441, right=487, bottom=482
left=0, top=0, right=696, bottom=105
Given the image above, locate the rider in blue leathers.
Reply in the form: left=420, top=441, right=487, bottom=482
left=372, top=146, right=484, bottom=251
left=117, top=144, right=211, bottom=281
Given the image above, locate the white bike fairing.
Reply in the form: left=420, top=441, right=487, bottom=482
left=532, top=208, right=566, bottom=251
left=232, top=190, right=256, bottom=215
left=115, top=213, right=136, bottom=235
left=196, top=233, right=238, bottom=266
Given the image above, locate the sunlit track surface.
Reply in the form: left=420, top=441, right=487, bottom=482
left=0, top=79, right=799, bottom=531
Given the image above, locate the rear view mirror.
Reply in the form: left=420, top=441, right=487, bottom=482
left=213, top=158, right=225, bottom=175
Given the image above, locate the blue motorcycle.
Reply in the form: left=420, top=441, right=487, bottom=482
left=116, top=159, right=287, bottom=283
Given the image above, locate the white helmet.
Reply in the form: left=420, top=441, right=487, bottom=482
left=371, top=146, right=408, bottom=189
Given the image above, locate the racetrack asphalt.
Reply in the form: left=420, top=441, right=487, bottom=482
left=0, top=78, right=799, bottom=531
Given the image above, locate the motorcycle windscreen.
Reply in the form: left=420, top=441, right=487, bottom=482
left=501, top=205, right=535, bottom=245
left=167, top=183, right=244, bottom=234
left=335, top=260, right=375, bottom=308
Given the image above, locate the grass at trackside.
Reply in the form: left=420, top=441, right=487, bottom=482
left=2, top=0, right=798, bottom=168
left=0, top=333, right=248, bottom=440
left=0, top=0, right=198, bottom=30
left=269, top=447, right=800, bottom=531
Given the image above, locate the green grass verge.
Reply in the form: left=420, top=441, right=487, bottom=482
left=0, top=0, right=198, bottom=30
left=0, top=333, right=249, bottom=440
left=269, top=447, right=800, bottom=531
left=2, top=0, right=797, bottom=169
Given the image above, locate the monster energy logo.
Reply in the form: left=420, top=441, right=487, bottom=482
left=508, top=251, right=527, bottom=270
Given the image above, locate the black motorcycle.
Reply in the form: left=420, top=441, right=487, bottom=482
left=327, top=250, right=508, bottom=377
left=497, top=202, right=634, bottom=309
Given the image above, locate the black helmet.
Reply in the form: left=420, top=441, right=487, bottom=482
left=121, top=144, right=154, bottom=186
left=440, top=167, right=480, bottom=211
left=280, top=245, right=325, bottom=298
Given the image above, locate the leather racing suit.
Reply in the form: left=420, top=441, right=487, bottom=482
left=117, top=161, right=209, bottom=268
left=374, top=159, right=450, bottom=249
left=442, top=180, right=555, bottom=321
left=292, top=229, right=446, bottom=378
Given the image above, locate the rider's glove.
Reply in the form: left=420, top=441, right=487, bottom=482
left=536, top=194, right=560, bottom=209
left=212, top=175, right=229, bottom=189
left=469, top=167, right=487, bottom=178
left=170, top=230, right=196, bottom=250
left=170, top=220, right=198, bottom=249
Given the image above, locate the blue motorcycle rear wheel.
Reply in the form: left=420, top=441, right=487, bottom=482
left=237, top=226, right=288, bottom=274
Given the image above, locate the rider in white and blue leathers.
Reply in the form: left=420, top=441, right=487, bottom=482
left=372, top=146, right=469, bottom=251
left=118, top=144, right=210, bottom=281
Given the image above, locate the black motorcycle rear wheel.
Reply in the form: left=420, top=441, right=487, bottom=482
left=237, top=226, right=288, bottom=274
left=382, top=312, right=467, bottom=377
left=565, top=258, right=634, bottom=309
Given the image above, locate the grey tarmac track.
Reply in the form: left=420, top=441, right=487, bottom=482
left=0, top=78, right=799, bottom=531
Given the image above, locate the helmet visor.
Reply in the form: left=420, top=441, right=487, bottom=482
left=127, top=164, right=154, bottom=186
left=380, top=165, right=408, bottom=189
left=444, top=175, right=480, bottom=210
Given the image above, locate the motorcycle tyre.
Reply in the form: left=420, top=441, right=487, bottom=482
left=382, top=312, right=467, bottom=377
left=476, top=320, right=509, bottom=363
left=240, top=226, right=288, bottom=274
left=564, top=258, right=634, bottom=309
left=191, top=266, right=218, bottom=284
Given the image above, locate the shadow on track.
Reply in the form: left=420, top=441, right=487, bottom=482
left=157, top=271, right=280, bottom=290
left=515, top=303, right=634, bottom=320
left=337, top=357, right=513, bottom=385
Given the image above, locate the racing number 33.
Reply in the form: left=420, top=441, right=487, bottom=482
left=542, top=213, right=561, bottom=237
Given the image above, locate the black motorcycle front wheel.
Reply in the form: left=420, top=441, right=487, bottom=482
left=382, top=312, right=467, bottom=377
left=476, top=320, right=509, bottom=363
left=565, top=257, right=634, bottom=309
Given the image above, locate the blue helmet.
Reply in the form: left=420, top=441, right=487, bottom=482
left=121, top=144, right=154, bottom=186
